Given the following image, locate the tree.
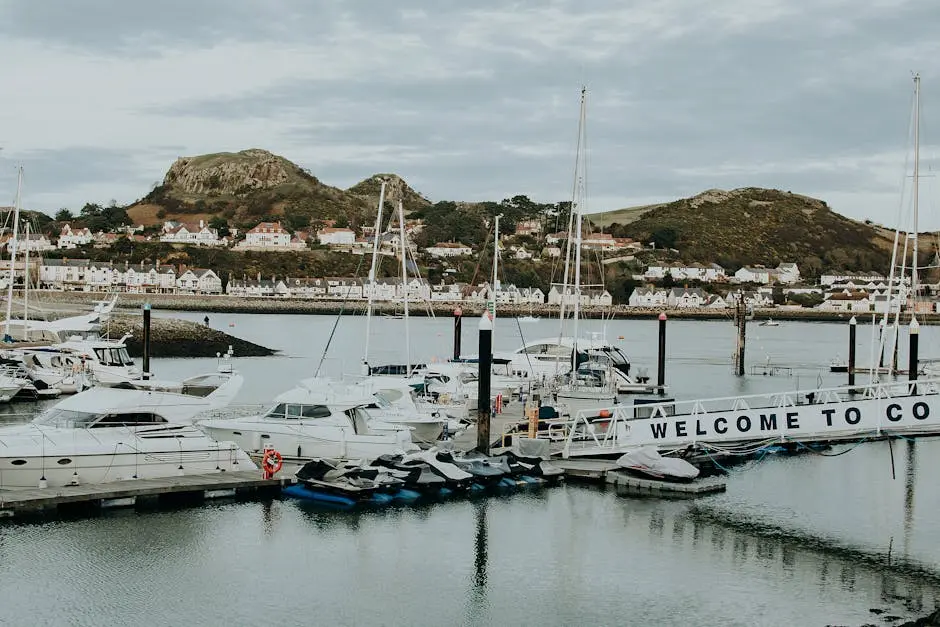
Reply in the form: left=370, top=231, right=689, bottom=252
left=650, top=227, right=678, bottom=250
left=660, top=270, right=676, bottom=288
left=209, top=216, right=231, bottom=237
left=55, top=208, right=73, bottom=222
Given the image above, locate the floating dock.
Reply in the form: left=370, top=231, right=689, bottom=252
left=553, top=459, right=726, bottom=497
left=0, top=471, right=292, bottom=519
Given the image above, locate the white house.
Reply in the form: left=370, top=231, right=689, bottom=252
left=820, top=272, right=886, bottom=287
left=733, top=266, right=773, bottom=284
left=628, top=287, right=668, bottom=307
left=514, top=220, right=542, bottom=236
left=57, top=224, right=93, bottom=249
left=430, top=283, right=465, bottom=302
left=542, top=246, right=562, bottom=258
left=237, top=221, right=298, bottom=250
left=776, top=262, right=801, bottom=284
left=6, top=232, right=55, bottom=253
left=177, top=268, right=223, bottom=294
left=512, top=246, right=533, bottom=260
left=317, top=227, right=356, bottom=246
left=39, top=259, right=91, bottom=290
left=425, top=242, right=473, bottom=258
left=667, top=287, right=708, bottom=308
left=545, top=232, right=567, bottom=245
left=160, top=220, right=225, bottom=246
left=124, top=264, right=177, bottom=293
left=816, top=292, right=874, bottom=313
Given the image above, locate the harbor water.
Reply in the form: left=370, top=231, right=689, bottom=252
left=2, top=312, right=940, bottom=626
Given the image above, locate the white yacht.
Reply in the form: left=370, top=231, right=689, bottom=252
left=0, top=369, right=249, bottom=488
left=198, top=386, right=418, bottom=462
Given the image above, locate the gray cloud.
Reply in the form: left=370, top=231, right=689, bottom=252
left=1, top=0, right=939, bottom=227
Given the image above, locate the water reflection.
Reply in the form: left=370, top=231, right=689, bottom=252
left=465, top=500, right=488, bottom=624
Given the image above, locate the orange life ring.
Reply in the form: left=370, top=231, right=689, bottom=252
left=261, top=449, right=283, bottom=477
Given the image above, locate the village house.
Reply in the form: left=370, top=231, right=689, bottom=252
left=235, top=222, right=303, bottom=250
left=123, top=264, right=177, bottom=293
left=546, top=286, right=612, bottom=307
left=704, top=294, right=728, bottom=309
left=160, top=220, right=225, bottom=246
left=816, top=291, right=874, bottom=313
left=430, top=283, right=466, bottom=302
left=316, top=227, right=356, bottom=247
left=514, top=220, right=543, bottom=237
left=512, top=246, right=533, bottom=260
left=424, top=242, right=473, bottom=258
left=545, top=232, right=568, bottom=245
left=57, top=224, right=93, bottom=249
left=226, top=278, right=281, bottom=298
left=733, top=266, right=773, bottom=284
left=667, top=287, right=708, bottom=309
left=541, top=246, right=562, bottom=258
left=5, top=232, right=55, bottom=253
left=628, top=287, right=668, bottom=307
left=581, top=232, right=617, bottom=251
left=39, top=259, right=91, bottom=290
left=775, top=262, right=801, bottom=284
left=820, top=272, right=886, bottom=287
left=176, top=268, right=223, bottom=294
left=284, top=277, right=328, bottom=299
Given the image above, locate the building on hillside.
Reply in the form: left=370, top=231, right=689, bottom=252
left=316, top=227, right=356, bottom=246
left=425, top=242, right=473, bottom=258
left=4, top=232, right=54, bottom=253
left=39, top=259, right=91, bottom=290
left=667, top=287, right=708, bottom=308
left=545, top=232, right=568, bottom=245
left=160, top=220, right=225, bottom=246
left=57, top=224, right=93, bottom=249
left=733, top=266, right=773, bottom=284
left=123, top=264, right=177, bottom=293
left=820, top=272, right=886, bottom=287
left=514, top=220, right=543, bottom=236
left=236, top=221, right=303, bottom=250
left=776, top=262, right=801, bottom=284
left=541, top=246, right=562, bottom=258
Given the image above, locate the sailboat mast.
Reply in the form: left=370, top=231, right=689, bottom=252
left=4, top=167, right=23, bottom=339
left=571, top=87, right=587, bottom=372
left=363, top=179, right=387, bottom=370
left=912, top=73, right=921, bottom=307
left=558, top=87, right=587, bottom=337
left=398, top=200, right=411, bottom=377
left=22, top=222, right=29, bottom=330
left=491, top=213, right=501, bottom=322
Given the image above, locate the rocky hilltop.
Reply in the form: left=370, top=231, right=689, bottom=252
left=597, top=187, right=897, bottom=272
left=128, top=149, right=428, bottom=230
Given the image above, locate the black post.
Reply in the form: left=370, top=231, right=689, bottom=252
left=657, top=312, right=667, bottom=395
left=142, top=303, right=152, bottom=379
left=453, top=307, right=463, bottom=361
left=848, top=316, right=857, bottom=387
left=735, top=295, right=746, bottom=376
left=909, top=317, right=919, bottom=389
left=477, top=313, right=493, bottom=455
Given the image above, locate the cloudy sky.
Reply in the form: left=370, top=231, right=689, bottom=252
left=1, top=0, right=939, bottom=228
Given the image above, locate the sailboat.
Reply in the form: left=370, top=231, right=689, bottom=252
left=554, top=87, right=618, bottom=413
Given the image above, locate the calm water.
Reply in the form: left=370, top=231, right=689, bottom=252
left=2, top=312, right=940, bottom=626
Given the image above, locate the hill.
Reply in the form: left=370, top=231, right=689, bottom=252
left=596, top=188, right=899, bottom=273
left=127, top=149, right=427, bottom=231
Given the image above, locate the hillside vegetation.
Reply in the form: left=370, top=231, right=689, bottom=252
left=598, top=188, right=898, bottom=274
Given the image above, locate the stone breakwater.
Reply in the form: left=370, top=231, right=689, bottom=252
left=106, top=314, right=276, bottom=358
left=27, top=290, right=923, bottom=323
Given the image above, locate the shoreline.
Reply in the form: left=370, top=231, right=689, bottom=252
left=25, top=290, right=930, bottom=324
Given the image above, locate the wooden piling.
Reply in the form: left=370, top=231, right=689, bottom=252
left=476, top=313, right=493, bottom=455
left=848, top=316, right=857, bottom=387
left=657, top=312, right=667, bottom=395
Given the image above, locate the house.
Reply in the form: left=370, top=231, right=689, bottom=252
left=583, top=289, right=613, bottom=307
left=6, top=232, right=54, bottom=253
left=581, top=233, right=617, bottom=251
left=316, top=227, right=356, bottom=247
left=325, top=277, right=363, bottom=299
left=519, top=287, right=545, bottom=304
left=542, top=246, right=562, bottom=258
left=733, top=266, right=772, bottom=284
left=285, top=277, right=328, bottom=299
left=704, top=294, right=728, bottom=309
left=226, top=278, right=281, bottom=298
left=816, top=291, right=874, bottom=313
left=123, top=264, right=177, bottom=293
left=85, top=261, right=120, bottom=291
left=57, top=224, right=93, bottom=249
left=512, top=246, right=533, bottom=260
left=176, top=268, right=223, bottom=294
left=820, top=272, right=886, bottom=287
left=430, top=283, right=465, bottom=302
left=160, top=220, right=225, bottom=246
left=362, top=278, right=401, bottom=302
left=545, top=232, right=568, bottom=245
left=93, top=232, right=121, bottom=248
left=628, top=288, right=668, bottom=307
left=776, top=262, right=801, bottom=284
left=237, top=221, right=301, bottom=250
left=667, top=287, right=708, bottom=309
left=425, top=242, right=473, bottom=258
left=39, top=259, right=91, bottom=290
left=514, top=220, right=542, bottom=236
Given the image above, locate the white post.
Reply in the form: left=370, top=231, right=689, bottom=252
left=4, top=167, right=23, bottom=340
left=22, top=222, right=29, bottom=331
left=912, top=73, right=921, bottom=309
left=490, top=213, right=501, bottom=323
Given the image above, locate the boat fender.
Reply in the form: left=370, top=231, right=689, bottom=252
left=261, top=449, right=283, bottom=479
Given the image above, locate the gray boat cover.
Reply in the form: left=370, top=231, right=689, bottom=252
left=615, top=446, right=700, bottom=480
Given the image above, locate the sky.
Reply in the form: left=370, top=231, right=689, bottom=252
left=1, top=0, right=939, bottom=229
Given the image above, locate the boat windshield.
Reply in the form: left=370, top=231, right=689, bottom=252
left=264, top=403, right=333, bottom=420
left=33, top=409, right=102, bottom=428
left=370, top=394, right=393, bottom=409
left=93, top=347, right=135, bottom=367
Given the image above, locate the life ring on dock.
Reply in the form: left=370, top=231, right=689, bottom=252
left=261, top=449, right=283, bottom=478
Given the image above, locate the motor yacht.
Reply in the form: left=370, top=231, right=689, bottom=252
left=0, top=367, right=249, bottom=488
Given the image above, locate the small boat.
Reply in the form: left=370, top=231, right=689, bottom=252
left=829, top=359, right=848, bottom=373
left=519, top=315, right=539, bottom=323
left=759, top=319, right=781, bottom=327
left=616, top=447, right=700, bottom=482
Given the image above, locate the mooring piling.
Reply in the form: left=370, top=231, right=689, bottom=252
left=657, top=312, right=667, bottom=395
left=142, top=303, right=152, bottom=379
left=476, top=312, right=493, bottom=455
left=848, top=316, right=857, bottom=388
left=453, top=307, right=463, bottom=361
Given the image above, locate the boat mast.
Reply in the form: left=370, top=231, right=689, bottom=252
left=398, top=199, right=411, bottom=377
left=4, top=166, right=23, bottom=341
left=911, top=73, right=921, bottom=309
left=22, top=222, right=29, bottom=331
left=571, top=87, right=587, bottom=373
left=363, top=179, right=387, bottom=371
left=490, top=213, right=501, bottom=322
left=558, top=87, right=587, bottom=339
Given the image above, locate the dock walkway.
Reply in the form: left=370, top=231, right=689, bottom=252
left=0, top=471, right=292, bottom=518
